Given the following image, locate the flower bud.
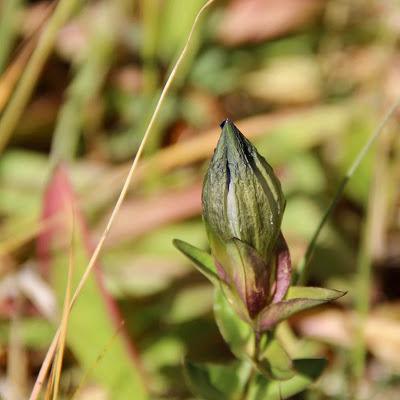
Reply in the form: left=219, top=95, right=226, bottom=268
left=202, top=120, right=286, bottom=319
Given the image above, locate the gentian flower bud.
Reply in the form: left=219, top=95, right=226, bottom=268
left=202, top=120, right=288, bottom=321
left=174, top=120, right=345, bottom=333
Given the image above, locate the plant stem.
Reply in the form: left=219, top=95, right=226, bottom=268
left=242, top=331, right=261, bottom=399
left=295, top=97, right=400, bottom=285
left=254, top=331, right=261, bottom=362
left=50, top=2, right=116, bottom=162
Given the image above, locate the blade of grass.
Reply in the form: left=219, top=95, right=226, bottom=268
left=140, top=0, right=160, bottom=95
left=352, top=116, right=394, bottom=383
left=0, top=0, right=24, bottom=74
left=0, top=0, right=81, bottom=153
left=0, top=1, right=55, bottom=111
left=295, top=97, right=400, bottom=285
left=48, top=211, right=75, bottom=400
left=50, top=1, right=116, bottom=162
left=0, top=39, right=35, bottom=113
left=29, top=1, right=216, bottom=398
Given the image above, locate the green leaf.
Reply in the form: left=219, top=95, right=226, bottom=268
left=173, top=239, right=219, bottom=284
left=184, top=359, right=251, bottom=400
left=258, top=337, right=294, bottom=381
left=258, top=287, right=345, bottom=331
left=248, top=358, right=327, bottom=400
left=286, top=286, right=346, bottom=301
left=39, top=167, right=147, bottom=399
left=213, top=288, right=253, bottom=359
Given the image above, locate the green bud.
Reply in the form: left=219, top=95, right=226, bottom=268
left=202, top=120, right=286, bottom=319
left=202, top=120, right=285, bottom=263
left=175, top=120, right=344, bottom=327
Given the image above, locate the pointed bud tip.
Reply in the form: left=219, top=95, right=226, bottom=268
left=220, top=118, right=238, bottom=131
left=220, top=118, right=231, bottom=129
left=219, top=118, right=243, bottom=150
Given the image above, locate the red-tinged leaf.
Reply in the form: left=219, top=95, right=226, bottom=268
left=258, top=287, right=345, bottom=332
left=37, top=164, right=147, bottom=399
left=229, top=238, right=271, bottom=319
left=271, top=231, right=291, bottom=303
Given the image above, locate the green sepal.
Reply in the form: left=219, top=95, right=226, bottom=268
left=258, top=287, right=345, bottom=332
left=173, top=239, right=220, bottom=285
left=184, top=359, right=251, bottom=400
left=247, top=358, right=327, bottom=400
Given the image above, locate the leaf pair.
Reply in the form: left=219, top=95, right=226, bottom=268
left=173, top=238, right=345, bottom=333
left=256, top=286, right=346, bottom=332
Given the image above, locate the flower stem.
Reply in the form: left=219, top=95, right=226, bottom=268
left=254, top=331, right=261, bottom=362
left=242, top=331, right=262, bottom=399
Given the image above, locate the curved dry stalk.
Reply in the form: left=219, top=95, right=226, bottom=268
left=47, top=211, right=75, bottom=400
left=28, top=1, right=216, bottom=398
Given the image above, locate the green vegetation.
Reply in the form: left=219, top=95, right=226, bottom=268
left=0, top=1, right=399, bottom=399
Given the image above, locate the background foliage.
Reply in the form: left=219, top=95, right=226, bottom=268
left=0, top=0, right=400, bottom=399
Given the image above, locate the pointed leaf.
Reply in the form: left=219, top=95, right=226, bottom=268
left=184, top=359, right=251, bottom=400
left=286, top=286, right=346, bottom=301
left=259, top=287, right=345, bottom=332
left=214, top=288, right=253, bottom=359
left=173, top=239, right=219, bottom=285
left=248, top=358, right=327, bottom=400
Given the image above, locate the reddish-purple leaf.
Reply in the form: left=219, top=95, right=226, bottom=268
left=258, top=287, right=345, bottom=332
left=272, top=231, right=291, bottom=303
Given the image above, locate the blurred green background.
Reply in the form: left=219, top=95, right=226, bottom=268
left=0, top=0, right=400, bottom=399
